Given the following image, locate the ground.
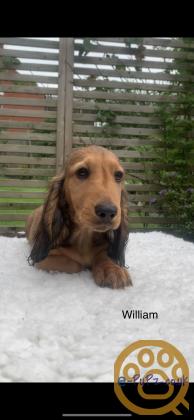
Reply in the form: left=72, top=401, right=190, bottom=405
left=0, top=232, right=193, bottom=382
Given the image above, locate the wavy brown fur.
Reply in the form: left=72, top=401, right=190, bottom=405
left=26, top=146, right=132, bottom=289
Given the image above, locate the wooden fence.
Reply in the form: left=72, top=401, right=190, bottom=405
left=0, top=37, right=194, bottom=232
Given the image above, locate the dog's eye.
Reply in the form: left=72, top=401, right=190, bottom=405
left=114, top=171, right=124, bottom=182
left=76, top=167, right=89, bottom=179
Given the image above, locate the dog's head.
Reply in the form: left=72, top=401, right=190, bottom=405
left=28, top=146, right=129, bottom=266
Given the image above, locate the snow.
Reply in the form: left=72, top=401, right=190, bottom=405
left=0, top=232, right=193, bottom=382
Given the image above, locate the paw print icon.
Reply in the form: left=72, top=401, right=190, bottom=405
left=114, top=340, right=189, bottom=415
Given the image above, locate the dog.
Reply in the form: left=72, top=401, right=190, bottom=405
left=26, top=145, right=132, bottom=289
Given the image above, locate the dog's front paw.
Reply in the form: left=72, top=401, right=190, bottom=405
left=92, top=261, right=132, bottom=289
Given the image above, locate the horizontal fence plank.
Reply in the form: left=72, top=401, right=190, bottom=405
left=73, top=79, right=192, bottom=93
left=0, top=167, right=55, bottom=176
left=0, top=48, right=59, bottom=61
left=126, top=173, right=158, bottom=181
left=0, top=144, right=55, bottom=154
left=0, top=131, right=56, bottom=142
left=0, top=109, right=57, bottom=119
left=0, top=62, right=59, bottom=72
left=111, top=149, right=158, bottom=158
left=74, top=55, right=194, bottom=71
left=0, top=156, right=56, bottom=165
left=0, top=209, right=33, bottom=213
left=0, top=71, right=58, bottom=84
left=128, top=194, right=158, bottom=202
left=0, top=203, right=42, bottom=210
left=0, top=85, right=58, bottom=95
left=73, top=100, right=156, bottom=113
left=74, top=43, right=194, bottom=60
left=0, top=202, right=39, bottom=209
left=0, top=208, right=32, bottom=214
left=73, top=90, right=184, bottom=103
left=126, top=184, right=161, bottom=191
left=131, top=37, right=194, bottom=49
left=0, top=97, right=57, bottom=108
left=128, top=205, right=160, bottom=211
left=73, top=124, right=159, bottom=136
left=0, top=191, right=46, bottom=198
left=78, top=37, right=194, bottom=49
left=0, top=214, right=29, bottom=221
left=128, top=216, right=176, bottom=223
left=0, top=120, right=56, bottom=130
left=0, top=223, right=25, bottom=229
left=74, top=67, right=194, bottom=83
left=122, top=162, right=173, bottom=170
left=0, top=37, right=59, bottom=49
left=0, top=179, right=48, bottom=187
left=73, top=136, right=159, bottom=146
left=72, top=113, right=160, bottom=125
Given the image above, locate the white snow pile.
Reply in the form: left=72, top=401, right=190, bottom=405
left=0, top=232, right=194, bottom=382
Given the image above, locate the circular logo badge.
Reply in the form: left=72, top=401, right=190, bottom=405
left=114, top=340, right=189, bottom=415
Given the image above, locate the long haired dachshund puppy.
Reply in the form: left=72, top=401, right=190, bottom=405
left=26, top=146, right=132, bottom=289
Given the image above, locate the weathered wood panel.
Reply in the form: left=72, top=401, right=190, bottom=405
left=1, top=37, right=194, bottom=230
left=77, top=37, right=194, bottom=49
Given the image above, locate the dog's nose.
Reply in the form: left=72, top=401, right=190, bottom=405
left=95, top=202, right=117, bottom=223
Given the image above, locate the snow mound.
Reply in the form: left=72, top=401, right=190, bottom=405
left=0, top=232, right=193, bottom=382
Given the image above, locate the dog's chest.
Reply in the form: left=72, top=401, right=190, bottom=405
left=68, top=230, right=107, bottom=266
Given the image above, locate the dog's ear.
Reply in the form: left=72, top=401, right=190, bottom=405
left=28, top=172, right=70, bottom=265
left=107, top=187, right=129, bottom=267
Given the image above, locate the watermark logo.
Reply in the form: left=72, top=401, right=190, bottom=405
left=114, top=340, right=189, bottom=415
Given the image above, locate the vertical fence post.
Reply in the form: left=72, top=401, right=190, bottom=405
left=56, top=38, right=74, bottom=174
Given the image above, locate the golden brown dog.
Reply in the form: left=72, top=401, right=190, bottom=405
left=26, top=145, right=132, bottom=289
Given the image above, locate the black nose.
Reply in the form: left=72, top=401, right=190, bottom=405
left=95, top=202, right=117, bottom=223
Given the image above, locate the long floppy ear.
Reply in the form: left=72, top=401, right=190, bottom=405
left=28, top=172, right=71, bottom=265
left=107, top=187, right=129, bottom=267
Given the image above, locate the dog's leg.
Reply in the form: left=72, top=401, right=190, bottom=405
left=92, top=250, right=132, bottom=289
left=35, top=248, right=84, bottom=273
left=36, top=255, right=83, bottom=273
